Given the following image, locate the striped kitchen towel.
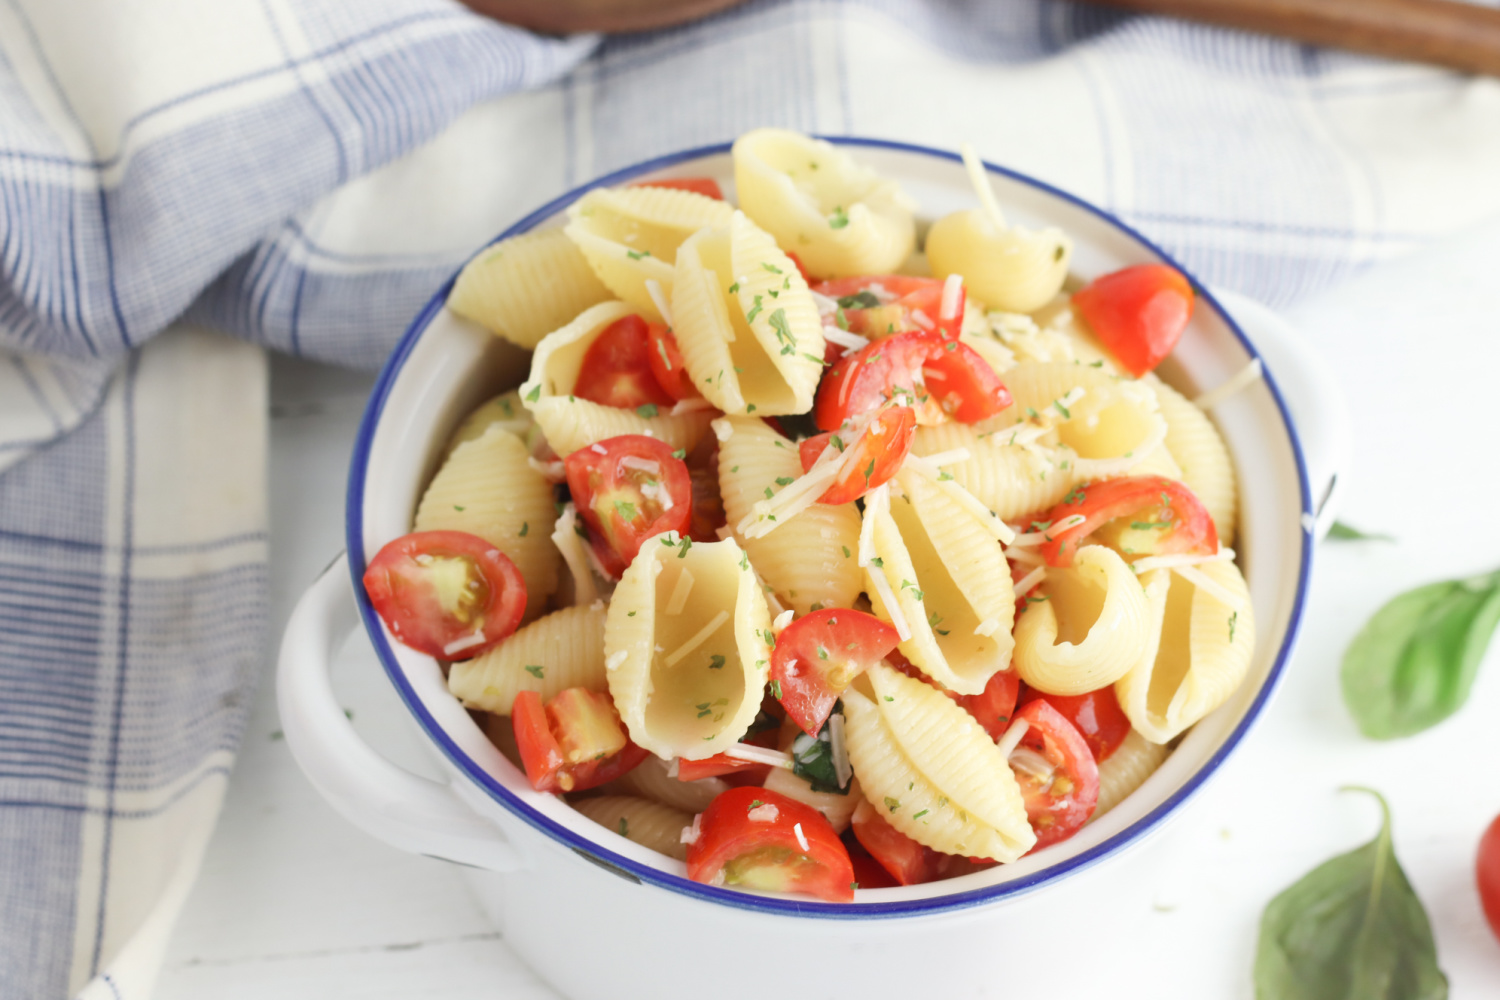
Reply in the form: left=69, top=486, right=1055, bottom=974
left=2, top=0, right=1498, bottom=997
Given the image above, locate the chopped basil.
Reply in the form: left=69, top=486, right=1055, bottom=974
left=625, top=249, right=651, bottom=260
left=524, top=665, right=544, bottom=678
left=524, top=384, right=541, bottom=402
left=672, top=448, right=686, bottom=459
left=709, top=654, right=726, bottom=670
left=836, top=291, right=881, bottom=310
left=789, top=712, right=849, bottom=794
left=519, top=521, right=529, bottom=537
left=636, top=403, right=659, bottom=419
left=828, top=206, right=850, bottom=229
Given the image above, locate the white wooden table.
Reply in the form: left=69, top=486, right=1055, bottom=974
left=156, top=219, right=1500, bottom=999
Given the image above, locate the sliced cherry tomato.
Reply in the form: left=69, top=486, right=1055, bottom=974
left=1010, top=699, right=1100, bottom=850
left=573, top=315, right=676, bottom=411
left=564, top=435, right=693, bottom=578
left=685, top=786, right=855, bottom=902
left=772, top=609, right=901, bottom=736
left=645, top=322, right=701, bottom=402
left=362, top=530, right=526, bottom=659
left=511, top=688, right=648, bottom=793
left=1480, top=813, right=1500, bottom=943
left=784, top=251, right=811, bottom=285
left=848, top=849, right=901, bottom=890
left=885, top=650, right=1019, bottom=742
left=813, top=331, right=1009, bottom=431
left=631, top=176, right=724, bottom=200
left=1073, top=264, right=1194, bottom=377
left=1018, top=683, right=1131, bottom=763
left=851, top=797, right=946, bottom=886
left=797, top=406, right=916, bottom=505
left=675, top=706, right=780, bottom=781
left=813, top=275, right=964, bottom=341
left=1036, top=475, right=1218, bottom=568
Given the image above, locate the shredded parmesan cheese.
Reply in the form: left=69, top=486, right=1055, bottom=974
left=822, top=327, right=870, bottom=354
left=1170, top=563, right=1243, bottom=608
left=857, top=484, right=886, bottom=566
left=940, top=274, right=964, bottom=321
left=1006, top=546, right=1043, bottom=566
left=911, top=308, right=935, bottom=331
left=1006, top=514, right=1086, bottom=547
left=442, top=631, right=487, bottom=657
left=772, top=609, right=795, bottom=634
left=829, top=712, right=851, bottom=788
left=724, top=743, right=795, bottom=769
left=747, top=803, right=780, bottom=823
left=1012, top=565, right=1046, bottom=597
left=866, top=560, right=912, bottom=642
left=605, top=650, right=628, bottom=671
left=917, top=448, right=972, bottom=467
left=994, top=717, right=1030, bottom=759
left=1129, top=547, right=1236, bottom=573
left=551, top=504, right=599, bottom=606
left=712, top=418, right=734, bottom=442
left=664, top=610, right=729, bottom=666
left=620, top=456, right=661, bottom=475
left=664, top=568, right=695, bottom=616
left=961, top=142, right=1007, bottom=230
left=793, top=822, right=810, bottom=853
left=973, top=617, right=1001, bottom=638
left=1192, top=358, right=1263, bottom=411
left=901, top=453, right=1014, bottom=543
left=645, top=278, right=674, bottom=329
left=681, top=814, right=702, bottom=845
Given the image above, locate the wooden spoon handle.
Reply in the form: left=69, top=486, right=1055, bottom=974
left=1085, top=0, right=1500, bottom=76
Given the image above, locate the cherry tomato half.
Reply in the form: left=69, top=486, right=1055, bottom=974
left=685, top=786, right=856, bottom=902
left=1036, top=475, right=1218, bottom=568
left=797, top=406, right=916, bottom=505
left=1073, top=264, right=1194, bottom=377
left=1010, top=699, right=1100, bottom=850
left=1018, top=683, right=1131, bottom=763
left=771, top=608, right=901, bottom=736
left=813, top=275, right=964, bottom=341
left=813, top=331, right=1010, bottom=432
left=645, top=323, right=700, bottom=403
left=511, top=688, right=648, bottom=793
left=631, top=177, right=725, bottom=200
left=564, top=435, right=693, bottom=578
left=362, top=530, right=527, bottom=659
left=573, top=315, right=676, bottom=411
left=1479, top=813, right=1500, bottom=943
left=851, top=797, right=946, bottom=886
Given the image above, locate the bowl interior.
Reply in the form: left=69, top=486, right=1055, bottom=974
left=347, top=140, right=1312, bottom=917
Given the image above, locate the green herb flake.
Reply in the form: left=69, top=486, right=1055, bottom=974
left=829, top=206, right=850, bottom=229
left=676, top=537, right=693, bottom=559
left=884, top=796, right=901, bottom=813
left=913, top=809, right=929, bottom=820
left=519, top=521, right=529, bottom=537
left=746, top=403, right=757, bottom=413
left=618, top=818, right=629, bottom=836
left=1328, top=521, right=1397, bottom=543
left=869, top=556, right=884, bottom=568
left=453, top=505, right=466, bottom=512
left=762, top=262, right=783, bottom=275
left=746, top=295, right=764, bottom=324
left=524, top=665, right=545, bottom=679
left=842, top=546, right=852, bottom=558
left=770, top=679, right=783, bottom=699
left=525, top=384, right=541, bottom=402
left=626, top=249, right=651, bottom=260
left=1228, top=611, right=1239, bottom=643
left=614, top=500, right=638, bottom=521
left=636, top=403, right=659, bottom=419
left=709, top=654, right=726, bottom=670
left=1053, top=399, right=1072, bottom=419
left=672, top=448, right=687, bottom=460
left=728, top=281, right=740, bottom=294
left=775, top=476, right=795, bottom=487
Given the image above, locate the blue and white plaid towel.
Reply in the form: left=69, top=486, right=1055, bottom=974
left=2, top=1, right=1498, bottom=996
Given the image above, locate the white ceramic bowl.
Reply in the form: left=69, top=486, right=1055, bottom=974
left=278, top=139, right=1345, bottom=999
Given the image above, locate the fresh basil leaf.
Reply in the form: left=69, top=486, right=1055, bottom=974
left=1340, top=567, right=1500, bottom=739
left=836, top=290, right=881, bottom=310
left=1327, top=521, right=1396, bottom=543
left=789, top=713, right=849, bottom=795
left=1255, top=788, right=1447, bottom=1000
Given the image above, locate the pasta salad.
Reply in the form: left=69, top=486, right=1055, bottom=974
left=359, top=130, right=1256, bottom=903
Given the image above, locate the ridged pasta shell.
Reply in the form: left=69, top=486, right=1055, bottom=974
left=1091, top=730, right=1171, bottom=820
left=447, top=228, right=612, bottom=349
left=413, top=424, right=560, bottom=609
left=911, top=421, right=1076, bottom=521
left=572, top=795, right=692, bottom=861
left=1013, top=544, right=1156, bottom=696
left=1115, top=560, right=1254, bottom=744
left=564, top=186, right=734, bottom=321
left=714, top=416, right=862, bottom=615
left=519, top=301, right=712, bottom=456
left=447, top=603, right=606, bottom=715
left=601, top=754, right=728, bottom=814
left=1148, top=376, right=1238, bottom=547
left=671, top=212, right=825, bottom=415
left=842, top=663, right=1034, bottom=861
left=443, top=390, right=534, bottom=459
left=863, top=469, right=1015, bottom=696
left=926, top=208, right=1072, bottom=314
left=604, top=533, right=773, bottom=760
left=733, top=129, right=916, bottom=278
left=1003, top=362, right=1167, bottom=480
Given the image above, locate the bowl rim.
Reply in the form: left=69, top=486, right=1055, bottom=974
left=345, top=136, right=1315, bottom=920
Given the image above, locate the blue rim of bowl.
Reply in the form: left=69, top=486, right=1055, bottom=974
left=346, top=137, right=1314, bottom=919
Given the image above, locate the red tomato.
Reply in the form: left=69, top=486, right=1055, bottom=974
left=813, top=331, right=1010, bottom=431
left=645, top=322, right=700, bottom=402
left=771, top=609, right=901, bottom=736
left=1480, top=813, right=1500, bottom=943
left=685, top=787, right=856, bottom=902
left=885, top=650, right=1019, bottom=742
left=564, top=435, right=693, bottom=578
left=631, top=176, right=724, bottom=200
left=511, top=688, right=648, bottom=794
left=797, top=406, right=916, bottom=505
left=1018, top=684, right=1131, bottom=763
left=362, top=530, right=526, bottom=659
left=851, top=797, right=946, bottom=885
left=1036, top=475, right=1218, bottom=568
left=682, top=437, right=726, bottom=543
left=573, top=315, right=676, bottom=411
left=849, top=850, right=901, bottom=890
left=1010, top=700, right=1100, bottom=850
left=813, top=275, right=964, bottom=341
left=674, top=753, right=769, bottom=783
left=1073, top=264, right=1194, bottom=377
left=785, top=252, right=811, bottom=285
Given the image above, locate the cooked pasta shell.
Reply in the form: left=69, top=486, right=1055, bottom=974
left=519, top=301, right=713, bottom=456
left=926, top=208, right=1072, bottom=314
left=604, top=533, right=773, bottom=760
left=448, top=603, right=606, bottom=715
left=601, top=754, right=729, bottom=814
left=564, top=186, right=734, bottom=322
left=842, top=663, right=1034, bottom=861
left=762, top=767, right=861, bottom=834
left=1148, top=376, right=1238, bottom=546
left=863, top=469, right=1014, bottom=696
left=447, top=228, right=612, bottom=349
left=714, top=416, right=861, bottom=614
left=444, top=390, right=533, bottom=459
left=1115, top=560, right=1254, bottom=744
left=1012, top=544, right=1156, bottom=696
left=1091, top=730, right=1171, bottom=819
left=733, top=129, right=916, bottom=278
left=911, top=420, right=1075, bottom=521
left=671, top=212, right=825, bottom=415
left=413, top=424, right=560, bottom=609
left=572, top=795, right=692, bottom=861
left=1003, top=362, right=1167, bottom=480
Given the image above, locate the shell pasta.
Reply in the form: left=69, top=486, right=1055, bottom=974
left=386, top=132, right=1258, bottom=902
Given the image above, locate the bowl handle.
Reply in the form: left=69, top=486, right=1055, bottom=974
left=1212, top=288, right=1350, bottom=539
left=277, top=555, right=525, bottom=872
